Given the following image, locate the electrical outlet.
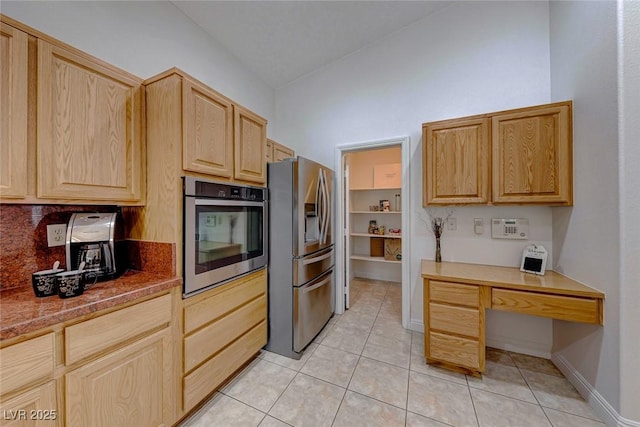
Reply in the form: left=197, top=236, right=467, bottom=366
left=47, top=224, right=67, bottom=247
left=447, top=217, right=457, bottom=231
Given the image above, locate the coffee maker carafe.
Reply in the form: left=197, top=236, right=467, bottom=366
left=65, top=213, right=123, bottom=281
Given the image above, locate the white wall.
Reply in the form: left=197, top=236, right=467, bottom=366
left=2, top=0, right=275, bottom=121
left=549, top=0, right=624, bottom=422
left=619, top=2, right=640, bottom=421
left=276, top=1, right=555, bottom=355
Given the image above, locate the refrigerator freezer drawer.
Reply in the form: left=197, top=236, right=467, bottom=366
left=293, top=269, right=334, bottom=352
left=293, top=246, right=335, bottom=286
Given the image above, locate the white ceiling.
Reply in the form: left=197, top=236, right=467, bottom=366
left=171, top=1, right=450, bottom=89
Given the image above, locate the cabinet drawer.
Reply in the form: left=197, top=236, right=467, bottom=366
left=429, top=281, right=479, bottom=307
left=492, top=289, right=601, bottom=324
left=429, top=303, right=479, bottom=338
left=184, top=269, right=266, bottom=334
left=66, top=294, right=171, bottom=365
left=0, top=333, right=55, bottom=395
left=183, top=320, right=266, bottom=411
left=184, top=294, right=266, bottom=373
left=429, top=331, right=479, bottom=370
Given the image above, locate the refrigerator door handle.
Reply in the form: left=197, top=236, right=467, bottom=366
left=302, top=276, right=332, bottom=294
left=322, top=169, right=329, bottom=244
left=317, top=168, right=325, bottom=244
left=322, top=168, right=330, bottom=244
left=302, top=251, right=333, bottom=265
left=315, top=169, right=322, bottom=241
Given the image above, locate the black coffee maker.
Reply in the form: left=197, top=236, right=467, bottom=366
left=65, top=212, right=124, bottom=281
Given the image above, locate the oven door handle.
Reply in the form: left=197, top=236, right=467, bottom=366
left=302, top=251, right=333, bottom=265
left=302, top=276, right=332, bottom=294
left=193, top=199, right=264, bottom=207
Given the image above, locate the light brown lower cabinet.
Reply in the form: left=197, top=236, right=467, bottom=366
left=65, top=328, right=172, bottom=427
left=424, top=280, right=485, bottom=374
left=181, top=269, right=267, bottom=414
left=0, top=288, right=179, bottom=427
left=422, top=260, right=604, bottom=376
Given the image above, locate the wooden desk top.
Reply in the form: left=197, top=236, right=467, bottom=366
left=421, top=260, right=604, bottom=299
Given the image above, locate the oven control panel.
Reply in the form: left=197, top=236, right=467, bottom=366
left=185, top=177, right=265, bottom=202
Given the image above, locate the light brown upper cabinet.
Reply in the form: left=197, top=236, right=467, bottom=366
left=423, top=101, right=573, bottom=206
left=37, top=40, right=145, bottom=202
left=234, top=105, right=267, bottom=183
left=492, top=103, right=572, bottom=204
left=267, top=138, right=295, bottom=163
left=182, top=77, right=234, bottom=177
left=423, top=117, right=490, bottom=205
left=0, top=22, right=28, bottom=199
left=145, top=68, right=267, bottom=185
left=0, top=16, right=145, bottom=205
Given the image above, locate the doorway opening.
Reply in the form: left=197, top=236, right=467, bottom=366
left=334, top=136, right=410, bottom=329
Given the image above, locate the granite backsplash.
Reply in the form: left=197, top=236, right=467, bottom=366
left=0, top=204, right=176, bottom=289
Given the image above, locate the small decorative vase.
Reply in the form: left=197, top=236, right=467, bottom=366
left=435, top=237, right=442, bottom=262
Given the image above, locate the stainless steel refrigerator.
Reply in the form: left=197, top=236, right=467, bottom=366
left=266, top=156, right=334, bottom=359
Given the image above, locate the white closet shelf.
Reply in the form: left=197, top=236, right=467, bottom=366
left=350, top=233, right=401, bottom=239
left=350, top=211, right=401, bottom=214
left=349, top=187, right=401, bottom=191
left=350, top=255, right=401, bottom=264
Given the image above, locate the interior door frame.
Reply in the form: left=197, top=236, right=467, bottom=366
left=333, top=136, right=411, bottom=330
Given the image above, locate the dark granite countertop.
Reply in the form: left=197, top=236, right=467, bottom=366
left=0, top=270, right=181, bottom=341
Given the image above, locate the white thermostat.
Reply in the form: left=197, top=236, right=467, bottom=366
left=491, top=218, right=529, bottom=240
left=520, top=244, right=548, bottom=275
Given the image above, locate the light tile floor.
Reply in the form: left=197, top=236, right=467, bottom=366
left=180, top=278, right=604, bottom=427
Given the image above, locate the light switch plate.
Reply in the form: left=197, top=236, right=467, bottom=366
left=474, top=218, right=484, bottom=235
left=47, top=224, right=67, bottom=247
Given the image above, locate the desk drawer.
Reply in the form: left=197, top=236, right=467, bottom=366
left=492, top=289, right=601, bottom=324
left=429, top=332, right=479, bottom=370
left=429, top=281, right=479, bottom=307
left=0, top=333, right=55, bottom=395
left=429, top=303, right=479, bottom=338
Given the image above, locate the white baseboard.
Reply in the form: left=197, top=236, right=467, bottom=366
left=408, top=320, right=424, bottom=333
left=552, top=353, right=640, bottom=427
left=351, top=270, right=401, bottom=283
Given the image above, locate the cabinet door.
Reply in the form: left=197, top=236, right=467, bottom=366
left=265, top=139, right=273, bottom=163
left=0, top=381, right=58, bottom=427
left=183, top=77, right=233, bottom=177
left=36, top=40, right=144, bottom=202
left=65, top=328, right=172, bottom=427
left=492, top=103, right=572, bottom=204
left=0, top=23, right=28, bottom=199
left=423, top=117, right=490, bottom=205
left=233, top=105, right=267, bottom=184
left=273, top=141, right=295, bottom=162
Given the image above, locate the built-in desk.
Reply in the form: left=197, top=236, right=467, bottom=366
left=421, top=260, right=604, bottom=376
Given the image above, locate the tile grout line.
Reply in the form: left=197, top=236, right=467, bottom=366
left=517, top=366, right=604, bottom=424
left=221, top=356, right=300, bottom=423
left=467, top=378, right=481, bottom=427
left=263, top=345, right=323, bottom=423
left=331, top=281, right=395, bottom=426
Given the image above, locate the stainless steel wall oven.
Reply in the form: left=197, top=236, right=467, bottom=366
left=183, top=177, right=267, bottom=297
